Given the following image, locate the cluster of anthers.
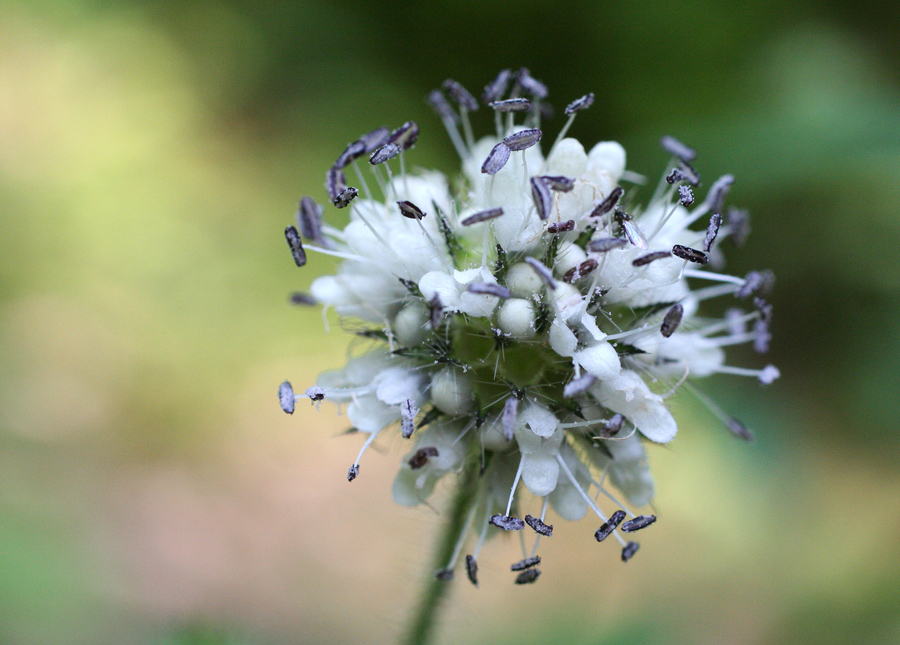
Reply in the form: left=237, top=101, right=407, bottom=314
left=279, top=68, right=778, bottom=586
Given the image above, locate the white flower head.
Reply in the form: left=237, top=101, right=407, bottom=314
left=280, top=69, right=779, bottom=582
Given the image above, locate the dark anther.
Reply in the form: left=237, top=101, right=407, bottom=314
left=483, top=69, right=512, bottom=104
left=502, top=396, right=518, bottom=441
left=347, top=464, right=359, bottom=482
left=369, top=143, right=401, bottom=165
left=514, top=568, right=541, bottom=584
left=727, top=207, right=751, bottom=246
left=490, top=514, right=525, bottom=531
left=565, top=93, right=595, bottom=115
left=540, top=175, right=575, bottom=192
left=442, top=79, right=479, bottom=111
left=704, top=213, right=722, bottom=252
left=678, top=161, right=701, bottom=186
left=588, top=237, right=629, bottom=253
left=753, top=319, right=770, bottom=354
left=401, top=399, right=418, bottom=439
left=660, top=135, right=697, bottom=163
left=511, top=556, right=541, bottom=571
left=503, top=128, right=543, bottom=151
left=660, top=303, right=684, bottom=338
left=632, top=251, right=672, bottom=267
left=289, top=292, right=316, bottom=306
left=465, top=555, right=478, bottom=586
left=530, top=176, right=553, bottom=220
left=726, top=417, right=755, bottom=441
left=737, top=270, right=774, bottom=299
left=434, top=568, right=454, bottom=581
left=427, top=89, right=459, bottom=124
left=679, top=185, right=695, bottom=207
left=563, top=373, right=596, bottom=398
left=548, top=220, right=576, bottom=233
left=564, top=258, right=599, bottom=283
left=621, top=541, right=640, bottom=562
left=429, top=294, right=443, bottom=330
left=334, top=139, right=367, bottom=169
left=297, top=196, right=326, bottom=245
left=489, top=97, right=532, bottom=113
left=284, top=226, right=307, bottom=267
left=359, top=127, right=391, bottom=154
left=596, top=413, right=624, bottom=438
left=482, top=142, right=511, bottom=175
left=279, top=381, right=295, bottom=414
left=754, top=297, right=773, bottom=324
left=408, top=446, right=439, bottom=470
left=397, top=200, right=426, bottom=220
left=468, top=282, right=511, bottom=299
left=524, top=256, right=557, bottom=289
left=672, top=244, right=708, bottom=264
left=461, top=207, right=504, bottom=226
left=705, top=174, right=734, bottom=214
left=524, top=514, right=553, bottom=537
left=325, top=167, right=346, bottom=201
left=666, top=168, right=685, bottom=185
left=386, top=121, right=419, bottom=150
left=589, top=186, right=624, bottom=218
left=594, top=509, right=626, bottom=542
left=515, top=68, right=548, bottom=99
left=333, top=187, right=358, bottom=209
left=621, top=515, right=657, bottom=532
left=305, top=386, right=325, bottom=402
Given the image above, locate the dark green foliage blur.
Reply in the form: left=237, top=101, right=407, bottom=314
left=1, top=1, right=899, bottom=643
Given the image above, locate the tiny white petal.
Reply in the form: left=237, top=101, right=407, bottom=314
left=592, top=369, right=678, bottom=443
left=573, top=342, right=621, bottom=381
left=549, top=317, right=578, bottom=357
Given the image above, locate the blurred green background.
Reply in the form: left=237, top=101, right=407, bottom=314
left=2, top=1, right=899, bottom=643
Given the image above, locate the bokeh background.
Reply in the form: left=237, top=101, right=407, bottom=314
left=2, top=1, right=900, bottom=643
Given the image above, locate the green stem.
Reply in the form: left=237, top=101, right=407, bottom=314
left=404, top=460, right=481, bottom=645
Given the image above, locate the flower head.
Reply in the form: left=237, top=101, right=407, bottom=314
left=280, top=69, right=778, bottom=583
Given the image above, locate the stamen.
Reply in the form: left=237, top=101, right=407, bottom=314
left=434, top=569, right=454, bottom=581
left=753, top=319, right=770, bottom=353
left=333, top=187, right=358, bottom=209
left=676, top=161, right=701, bottom=186
left=461, top=207, right=504, bottom=226
left=429, top=294, right=443, bottom=330
left=334, top=140, right=366, bottom=169
left=408, top=446, right=439, bottom=469
left=530, top=176, right=553, bottom=220
left=736, top=270, right=774, bottom=299
left=524, top=514, right=553, bottom=536
left=490, top=514, right=525, bottom=531
left=483, top=69, right=512, bottom=104
left=289, top=292, right=316, bottom=306
left=279, top=381, right=295, bottom=414
left=524, top=256, right=557, bottom=289
left=563, top=373, right=596, bottom=398
left=305, top=386, right=325, bottom=402
left=325, top=167, right=346, bottom=202
left=547, top=220, right=576, bottom=233
left=599, top=413, right=624, bottom=438
left=727, top=207, right=751, bottom=246
left=705, top=174, right=734, bottom=214
left=660, top=135, right=697, bottom=163
left=621, top=541, right=639, bottom=562
left=588, top=237, right=628, bottom=252
left=672, top=244, right=708, bottom=264
left=565, top=93, right=595, bottom=114
left=666, top=168, right=686, bottom=185
left=754, top=297, right=773, bottom=324
left=679, top=185, right=695, bottom=206
left=511, top=556, right=541, bottom=571
left=359, top=127, right=391, bottom=153
left=489, top=98, right=532, bottom=112
left=482, top=142, right=511, bottom=175
left=386, top=121, right=419, bottom=150
left=594, top=509, right=625, bottom=541
left=564, top=258, right=599, bottom=282
left=442, top=79, right=479, bottom=112
left=369, top=143, right=401, bottom=165
left=660, top=304, right=684, bottom=338
left=465, top=555, right=478, bottom=586
left=347, top=464, right=360, bottom=482
left=502, top=396, right=518, bottom=441
left=621, top=515, right=657, bottom=532
left=515, top=68, right=548, bottom=99
left=397, top=200, right=426, bottom=220
left=401, top=399, right=419, bottom=438
left=514, top=569, right=541, bottom=584
left=632, top=251, right=672, bottom=267
left=297, top=197, right=327, bottom=246
left=714, top=364, right=780, bottom=384
left=703, top=213, right=722, bottom=252
left=468, top=282, right=511, bottom=299
left=727, top=417, right=755, bottom=441
left=284, top=226, right=307, bottom=267
left=540, top=175, right=575, bottom=192
left=504, top=128, right=543, bottom=151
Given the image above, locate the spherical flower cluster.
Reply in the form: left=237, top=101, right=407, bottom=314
left=279, top=69, right=778, bottom=584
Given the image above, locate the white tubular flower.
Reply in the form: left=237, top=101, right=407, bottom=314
left=280, top=70, right=779, bottom=582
